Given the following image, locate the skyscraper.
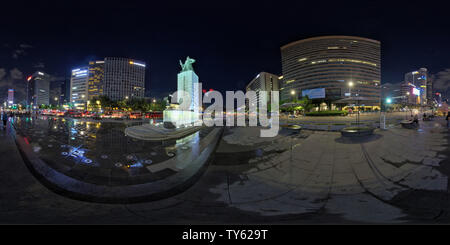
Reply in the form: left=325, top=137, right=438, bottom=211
left=7, top=89, right=14, bottom=106
left=27, top=71, right=50, bottom=109
left=69, top=67, right=89, bottom=109
left=88, top=60, right=105, bottom=100
left=404, top=68, right=428, bottom=105
left=280, top=36, right=380, bottom=109
left=245, top=72, right=279, bottom=108
left=103, top=57, right=145, bottom=101
left=50, top=81, right=63, bottom=106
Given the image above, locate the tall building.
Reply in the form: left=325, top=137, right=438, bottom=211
left=69, top=67, right=89, bottom=109
left=26, top=71, right=50, bottom=109
left=404, top=68, right=428, bottom=105
left=245, top=72, right=279, bottom=108
left=280, top=36, right=381, bottom=108
left=7, top=89, right=14, bottom=106
left=88, top=60, right=105, bottom=100
left=103, top=57, right=145, bottom=101
left=50, top=81, right=63, bottom=106
left=381, top=83, right=402, bottom=104
left=427, top=76, right=433, bottom=105
left=400, top=82, right=417, bottom=104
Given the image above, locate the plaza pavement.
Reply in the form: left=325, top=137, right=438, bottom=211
left=0, top=117, right=449, bottom=224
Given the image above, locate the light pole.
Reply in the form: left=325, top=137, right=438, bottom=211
left=348, top=81, right=354, bottom=97
left=290, top=90, right=296, bottom=123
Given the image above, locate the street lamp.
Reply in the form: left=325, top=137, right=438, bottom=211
left=348, top=81, right=354, bottom=96
left=386, top=98, right=392, bottom=104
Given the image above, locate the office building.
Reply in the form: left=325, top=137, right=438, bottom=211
left=50, top=81, right=63, bottom=106
left=88, top=60, right=105, bottom=100
left=404, top=68, right=428, bottom=105
left=381, top=83, right=402, bottom=104
left=280, top=36, right=381, bottom=108
left=82, top=57, right=145, bottom=101
left=103, top=57, right=145, bottom=101
left=7, top=89, right=14, bottom=106
left=245, top=72, right=279, bottom=108
left=69, top=67, right=89, bottom=109
left=27, top=71, right=50, bottom=109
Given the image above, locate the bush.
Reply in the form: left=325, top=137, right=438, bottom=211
left=304, top=110, right=348, bottom=116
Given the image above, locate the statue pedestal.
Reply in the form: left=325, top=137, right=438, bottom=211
left=163, top=109, right=200, bottom=128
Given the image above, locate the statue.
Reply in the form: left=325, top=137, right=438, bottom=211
left=179, top=56, right=196, bottom=72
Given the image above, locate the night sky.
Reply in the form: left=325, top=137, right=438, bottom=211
left=1, top=0, right=450, bottom=102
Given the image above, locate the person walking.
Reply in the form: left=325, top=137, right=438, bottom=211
left=446, top=112, right=450, bottom=128
left=2, top=111, right=8, bottom=130
left=413, top=114, right=419, bottom=126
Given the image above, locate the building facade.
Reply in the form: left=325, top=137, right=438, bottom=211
left=245, top=72, right=279, bottom=108
left=103, top=57, right=145, bottom=101
left=7, top=89, right=14, bottom=106
left=381, top=83, right=402, bottom=104
left=280, top=36, right=381, bottom=107
left=404, top=68, right=428, bottom=105
left=88, top=60, right=105, bottom=100
left=69, top=67, right=89, bottom=109
left=50, top=81, right=63, bottom=106
left=27, top=71, right=50, bottom=109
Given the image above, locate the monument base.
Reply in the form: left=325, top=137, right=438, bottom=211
left=163, top=110, right=200, bottom=128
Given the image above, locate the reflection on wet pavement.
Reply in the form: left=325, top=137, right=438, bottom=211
left=13, top=116, right=214, bottom=186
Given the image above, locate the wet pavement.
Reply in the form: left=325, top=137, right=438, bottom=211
left=12, top=116, right=216, bottom=186
left=1, top=115, right=450, bottom=224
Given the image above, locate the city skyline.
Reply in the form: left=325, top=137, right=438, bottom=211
left=2, top=0, right=450, bottom=233
left=1, top=1, right=450, bottom=102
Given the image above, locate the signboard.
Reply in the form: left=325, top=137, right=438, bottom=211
left=302, top=88, right=326, bottom=99
left=412, top=88, right=420, bottom=96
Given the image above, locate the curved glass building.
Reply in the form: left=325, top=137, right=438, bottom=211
left=280, top=36, right=380, bottom=108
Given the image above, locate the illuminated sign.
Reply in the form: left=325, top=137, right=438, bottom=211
left=302, top=88, right=326, bottom=99
left=27, top=76, right=32, bottom=81
left=129, top=61, right=146, bottom=67
left=412, top=88, right=420, bottom=96
left=72, top=69, right=88, bottom=77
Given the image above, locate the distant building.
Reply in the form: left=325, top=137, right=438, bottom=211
left=245, top=72, right=279, bottom=108
left=88, top=60, right=105, bottom=100
left=7, top=89, right=14, bottom=106
left=427, top=76, right=433, bottom=105
left=82, top=57, right=145, bottom=101
left=381, top=83, right=402, bottom=104
left=280, top=36, right=380, bottom=108
left=70, top=67, right=89, bottom=109
left=434, top=92, right=443, bottom=106
left=50, top=81, right=63, bottom=106
left=400, top=81, right=424, bottom=105
left=27, top=71, right=50, bottom=109
left=103, top=57, right=145, bottom=101
left=404, top=68, right=428, bottom=105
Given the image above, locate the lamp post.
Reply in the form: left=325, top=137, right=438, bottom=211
left=290, top=90, right=296, bottom=122
left=348, top=81, right=354, bottom=97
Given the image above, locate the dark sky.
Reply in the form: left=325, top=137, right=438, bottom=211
left=1, top=0, right=450, bottom=101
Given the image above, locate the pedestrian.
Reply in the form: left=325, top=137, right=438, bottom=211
left=413, top=114, right=419, bottom=126
left=446, top=112, right=450, bottom=128
left=2, top=111, right=8, bottom=129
